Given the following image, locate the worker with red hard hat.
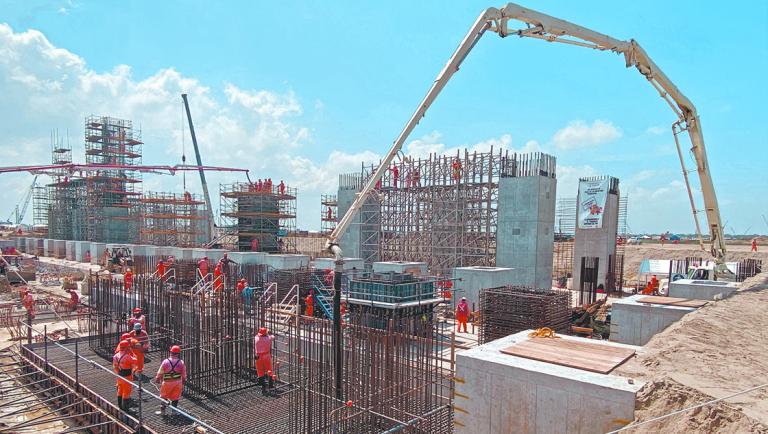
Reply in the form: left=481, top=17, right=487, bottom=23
left=129, top=322, right=150, bottom=376
left=113, top=339, right=137, bottom=411
left=155, top=345, right=187, bottom=415
left=455, top=297, right=470, bottom=333
left=128, top=307, right=146, bottom=331
left=115, top=333, right=136, bottom=356
left=124, top=268, right=133, bottom=292
left=254, top=327, right=275, bottom=395
left=236, top=278, right=247, bottom=294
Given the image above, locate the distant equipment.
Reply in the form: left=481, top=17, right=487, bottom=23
left=6, top=175, right=37, bottom=225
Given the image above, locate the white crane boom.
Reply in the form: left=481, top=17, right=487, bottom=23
left=327, top=3, right=726, bottom=265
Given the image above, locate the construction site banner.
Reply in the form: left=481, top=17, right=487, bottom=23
left=578, top=178, right=608, bottom=229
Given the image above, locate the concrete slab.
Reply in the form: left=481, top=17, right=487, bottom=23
left=452, top=266, right=515, bottom=309
left=610, top=294, right=699, bottom=346
left=372, top=261, right=428, bottom=275
left=261, top=254, right=310, bottom=270
left=668, top=278, right=739, bottom=300
left=313, top=257, right=364, bottom=271
left=455, top=330, right=643, bottom=434
left=227, top=252, right=266, bottom=265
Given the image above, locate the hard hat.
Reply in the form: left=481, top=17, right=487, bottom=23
left=133, top=323, right=142, bottom=331
left=258, top=327, right=268, bottom=336
left=119, top=340, right=130, bottom=349
left=121, top=333, right=130, bottom=340
left=240, top=278, right=246, bottom=282
left=133, top=307, right=142, bottom=314
left=170, top=345, right=181, bottom=353
left=126, top=268, right=131, bottom=272
left=461, top=297, right=466, bottom=300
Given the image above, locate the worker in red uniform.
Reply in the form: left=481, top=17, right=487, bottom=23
left=257, top=179, right=263, bottom=192
left=439, top=278, right=453, bottom=300
left=115, top=333, right=135, bottom=355
left=236, top=278, right=247, bottom=294
left=113, top=340, right=137, bottom=411
left=156, top=258, right=166, bottom=282
left=213, top=263, right=224, bottom=291
left=65, top=288, right=79, bottom=311
left=154, top=345, right=187, bottom=415
left=323, top=269, right=334, bottom=286
left=21, top=289, right=35, bottom=320
left=326, top=207, right=333, bottom=221
left=123, top=268, right=133, bottom=292
left=390, top=165, right=399, bottom=188
left=129, top=323, right=150, bottom=376
left=278, top=180, right=285, bottom=195
left=128, top=307, right=146, bottom=331
left=455, top=297, right=469, bottom=333
left=752, top=238, right=759, bottom=252
left=305, top=291, right=314, bottom=317
left=254, top=327, right=274, bottom=395
left=197, top=256, right=210, bottom=281
left=452, top=159, right=462, bottom=180
left=641, top=275, right=660, bottom=295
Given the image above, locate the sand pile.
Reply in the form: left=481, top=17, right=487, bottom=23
left=616, top=273, right=768, bottom=432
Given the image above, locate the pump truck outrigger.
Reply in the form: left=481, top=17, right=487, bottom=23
left=326, top=2, right=730, bottom=277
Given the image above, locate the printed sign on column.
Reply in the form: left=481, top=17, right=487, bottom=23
left=578, top=178, right=609, bottom=229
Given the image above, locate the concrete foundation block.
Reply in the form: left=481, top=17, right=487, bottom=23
left=314, top=257, right=364, bottom=271
left=65, top=241, right=77, bottom=261
left=262, top=254, right=310, bottom=270
left=609, top=294, right=697, bottom=346
left=45, top=239, right=55, bottom=257
left=455, top=331, right=643, bottom=434
left=34, top=238, right=45, bottom=256
left=227, top=252, right=266, bottom=265
left=53, top=240, right=67, bottom=259
left=668, top=279, right=738, bottom=300
left=90, top=243, right=107, bottom=265
left=372, top=261, right=428, bottom=275
left=16, top=237, right=25, bottom=252
left=452, top=266, right=515, bottom=309
left=74, top=241, right=90, bottom=262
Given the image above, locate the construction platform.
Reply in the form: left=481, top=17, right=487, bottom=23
left=21, top=338, right=294, bottom=434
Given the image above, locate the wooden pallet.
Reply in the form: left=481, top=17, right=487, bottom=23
left=637, top=296, right=708, bottom=308
left=500, top=337, right=635, bottom=374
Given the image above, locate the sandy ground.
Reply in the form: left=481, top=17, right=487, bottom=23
left=621, top=243, right=767, bottom=282
left=615, top=272, right=768, bottom=433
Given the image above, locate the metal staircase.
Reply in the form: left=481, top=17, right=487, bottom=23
left=310, top=274, right=334, bottom=320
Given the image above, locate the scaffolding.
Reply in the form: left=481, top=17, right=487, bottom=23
left=320, top=194, right=337, bottom=233
left=553, top=197, right=576, bottom=287
left=220, top=182, right=297, bottom=252
left=132, top=192, right=209, bottom=247
left=343, top=148, right=510, bottom=274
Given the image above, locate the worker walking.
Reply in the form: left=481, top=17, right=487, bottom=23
left=21, top=289, right=35, bottom=321
left=254, top=327, right=275, bottom=395
left=156, top=258, right=166, bottom=282
left=305, top=291, right=314, bottom=317
left=154, top=345, right=187, bottom=416
left=752, top=238, right=758, bottom=252
left=115, top=333, right=135, bottom=355
left=213, top=263, right=223, bottom=292
left=455, top=297, right=469, bottom=333
left=197, top=256, right=210, bottom=282
left=278, top=180, right=285, bottom=195
left=113, top=340, right=137, bottom=412
left=129, top=323, right=150, bottom=376
left=124, top=268, right=133, bottom=292
left=128, top=307, right=146, bottom=331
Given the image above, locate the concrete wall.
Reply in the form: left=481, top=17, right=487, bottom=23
left=453, top=266, right=515, bottom=309
left=90, top=242, right=106, bottom=264
left=669, top=279, right=739, bottom=300
left=314, top=257, right=365, bottom=271
left=372, top=261, right=428, bottom=275
left=337, top=186, right=362, bottom=260
left=572, top=178, right=620, bottom=290
left=65, top=240, right=77, bottom=261
left=455, top=331, right=643, bottom=434
left=609, top=294, right=697, bottom=346
left=496, top=176, right=556, bottom=289
left=74, top=241, right=90, bottom=262
left=45, top=239, right=55, bottom=257
left=261, top=254, right=310, bottom=270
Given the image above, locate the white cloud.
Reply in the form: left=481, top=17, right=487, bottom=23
left=405, top=131, right=541, bottom=160
left=552, top=120, right=622, bottom=150
left=556, top=164, right=597, bottom=198
left=646, top=125, right=666, bottom=135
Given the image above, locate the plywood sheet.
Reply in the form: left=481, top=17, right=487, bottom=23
left=637, top=296, right=708, bottom=308
left=500, top=338, right=635, bottom=374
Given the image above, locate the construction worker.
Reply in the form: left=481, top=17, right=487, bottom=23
left=129, top=323, right=150, bottom=376
left=197, top=256, right=210, bottom=282
left=439, top=278, right=453, bottom=300
left=455, top=297, right=469, bottom=333
left=21, top=289, right=35, bottom=320
left=278, top=180, right=285, bottom=195
left=326, top=206, right=333, bottom=221
left=390, top=165, right=399, bottom=188
left=183, top=191, right=192, bottom=201
left=236, top=278, right=247, bottom=294
left=84, top=250, right=91, bottom=263
left=113, top=340, right=136, bottom=411
left=115, top=333, right=135, bottom=355
left=218, top=253, right=237, bottom=286
left=128, top=307, right=146, bottom=331
left=752, top=238, right=758, bottom=252
left=124, top=268, right=133, bottom=292
left=156, top=258, right=166, bottom=282
left=65, top=288, right=79, bottom=312
left=641, top=275, right=660, bottom=295
left=254, top=327, right=274, bottom=395
left=323, top=268, right=334, bottom=286
left=257, top=179, right=263, bottom=192
left=305, top=291, right=314, bottom=317
left=213, top=263, right=224, bottom=292
left=451, top=159, right=462, bottom=181
left=155, top=345, right=187, bottom=415
left=251, top=238, right=260, bottom=252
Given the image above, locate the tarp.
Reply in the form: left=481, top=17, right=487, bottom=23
left=578, top=178, right=609, bottom=229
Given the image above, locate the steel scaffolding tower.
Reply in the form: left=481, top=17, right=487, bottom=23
left=220, top=182, right=297, bottom=252
left=320, top=194, right=337, bottom=234
left=133, top=192, right=209, bottom=247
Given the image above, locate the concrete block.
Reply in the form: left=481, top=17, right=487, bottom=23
left=15, top=237, right=25, bottom=252
left=155, top=247, right=177, bottom=259
left=668, top=279, right=738, bottom=300
left=227, top=252, right=267, bottom=265
left=65, top=241, right=77, bottom=261
left=173, top=248, right=195, bottom=261
left=609, top=294, right=698, bottom=346
left=45, top=239, right=55, bottom=257
left=262, top=254, right=310, bottom=270
left=313, top=257, right=364, bottom=272
left=372, top=261, right=428, bottom=275
left=572, top=177, right=620, bottom=290
left=455, top=331, right=643, bottom=434
left=28, top=238, right=38, bottom=254
left=452, top=266, right=515, bottom=309
left=90, top=243, right=107, bottom=265
left=34, top=238, right=45, bottom=256
left=74, top=241, right=90, bottom=262
left=53, top=240, right=67, bottom=259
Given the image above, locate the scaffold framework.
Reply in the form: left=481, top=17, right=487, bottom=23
left=132, top=192, right=209, bottom=247
left=220, top=182, right=297, bottom=252
left=321, top=194, right=337, bottom=234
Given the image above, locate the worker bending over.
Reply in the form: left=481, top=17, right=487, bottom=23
left=129, top=323, right=150, bottom=376
left=21, top=289, right=35, bottom=321
left=113, top=340, right=137, bottom=411
left=455, top=297, right=469, bottom=333
left=155, top=345, right=187, bottom=416
left=641, top=275, right=660, bottom=295
left=65, top=288, right=79, bottom=312
left=254, top=327, right=275, bottom=395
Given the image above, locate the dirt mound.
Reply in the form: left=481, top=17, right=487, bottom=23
left=628, top=378, right=767, bottom=433
left=616, top=273, right=768, bottom=432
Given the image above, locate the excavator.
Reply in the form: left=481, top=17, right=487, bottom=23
left=326, top=2, right=729, bottom=278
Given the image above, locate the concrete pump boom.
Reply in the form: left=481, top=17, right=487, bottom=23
left=327, top=3, right=727, bottom=266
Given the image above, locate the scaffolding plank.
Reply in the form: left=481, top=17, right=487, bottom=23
left=637, top=296, right=708, bottom=308
left=500, top=338, right=635, bottom=374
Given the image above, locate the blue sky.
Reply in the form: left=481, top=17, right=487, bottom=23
left=1, top=0, right=766, bottom=234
